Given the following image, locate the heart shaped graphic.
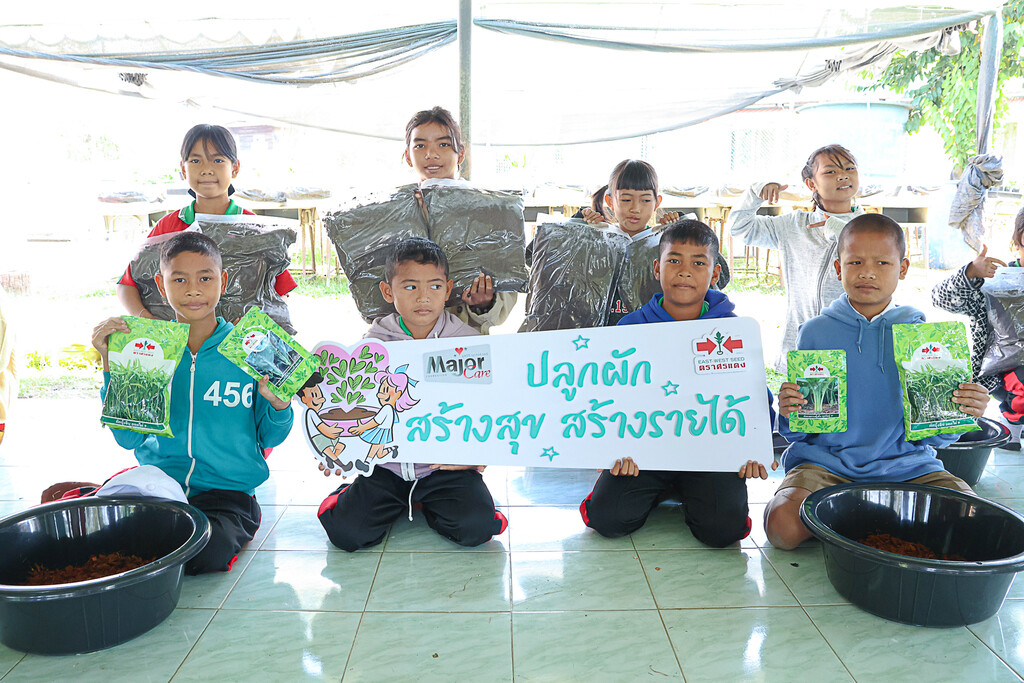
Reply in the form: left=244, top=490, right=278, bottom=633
left=312, top=341, right=390, bottom=411
left=455, top=347, right=464, bottom=355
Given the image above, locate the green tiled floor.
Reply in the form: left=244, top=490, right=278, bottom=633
left=2, top=401, right=1024, bottom=681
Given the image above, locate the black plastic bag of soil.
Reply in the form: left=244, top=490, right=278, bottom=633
left=420, top=186, right=528, bottom=306
left=323, top=186, right=430, bottom=323
left=325, top=185, right=527, bottom=322
left=520, top=221, right=628, bottom=331
left=981, top=267, right=1024, bottom=375
left=129, top=215, right=297, bottom=333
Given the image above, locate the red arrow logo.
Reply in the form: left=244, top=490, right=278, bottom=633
left=723, top=337, right=744, bottom=353
left=696, top=338, right=717, bottom=354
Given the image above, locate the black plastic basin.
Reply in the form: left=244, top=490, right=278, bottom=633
left=935, top=417, right=1010, bottom=486
left=800, top=483, right=1024, bottom=627
left=0, top=498, right=210, bottom=654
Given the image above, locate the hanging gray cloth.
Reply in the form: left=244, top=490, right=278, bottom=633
left=949, top=154, right=1004, bottom=251
left=130, top=216, right=297, bottom=333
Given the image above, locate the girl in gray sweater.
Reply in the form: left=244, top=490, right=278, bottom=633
left=728, top=144, right=864, bottom=370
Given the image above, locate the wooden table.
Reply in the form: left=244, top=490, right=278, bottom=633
left=233, top=198, right=332, bottom=276
left=98, top=201, right=172, bottom=239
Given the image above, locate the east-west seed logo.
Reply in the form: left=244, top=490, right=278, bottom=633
left=423, top=344, right=492, bottom=384
left=913, top=343, right=950, bottom=362
left=127, top=337, right=162, bottom=360
left=692, top=328, right=747, bottom=374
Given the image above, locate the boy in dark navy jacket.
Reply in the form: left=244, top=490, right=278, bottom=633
left=580, top=220, right=773, bottom=547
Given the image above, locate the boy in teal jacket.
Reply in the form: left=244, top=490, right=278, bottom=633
left=93, top=231, right=294, bottom=573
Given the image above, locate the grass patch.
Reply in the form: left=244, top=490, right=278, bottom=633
left=295, top=274, right=350, bottom=298
left=84, top=285, right=116, bottom=298
left=723, top=257, right=785, bottom=295
left=19, top=371, right=103, bottom=399
left=765, top=367, right=784, bottom=396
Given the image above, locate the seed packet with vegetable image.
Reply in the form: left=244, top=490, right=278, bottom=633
left=218, top=307, right=317, bottom=402
left=101, top=316, right=190, bottom=437
left=787, top=350, right=847, bottom=433
left=893, top=321, right=979, bottom=440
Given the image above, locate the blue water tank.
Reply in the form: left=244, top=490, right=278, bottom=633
left=796, top=101, right=912, bottom=181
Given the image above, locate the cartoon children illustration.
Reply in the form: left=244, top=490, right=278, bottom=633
left=297, top=372, right=368, bottom=475
left=348, top=365, right=419, bottom=460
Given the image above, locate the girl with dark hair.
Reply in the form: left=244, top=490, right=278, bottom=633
left=578, top=161, right=681, bottom=235
left=727, top=144, right=863, bottom=370
left=402, top=106, right=517, bottom=334
left=578, top=160, right=661, bottom=239
left=933, top=206, right=1024, bottom=449
left=116, top=124, right=297, bottom=319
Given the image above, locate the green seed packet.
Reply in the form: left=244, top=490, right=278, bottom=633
left=218, top=306, right=317, bottom=403
left=893, top=321, right=980, bottom=440
left=787, top=350, right=847, bottom=433
left=101, top=316, right=190, bottom=437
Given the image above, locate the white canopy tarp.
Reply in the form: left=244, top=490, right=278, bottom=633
left=0, top=1, right=1002, bottom=146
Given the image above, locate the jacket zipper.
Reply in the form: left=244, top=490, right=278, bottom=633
left=815, top=240, right=837, bottom=314
left=183, top=351, right=198, bottom=496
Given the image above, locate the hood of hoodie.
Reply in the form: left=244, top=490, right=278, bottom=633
left=366, top=311, right=478, bottom=342
left=196, top=316, right=233, bottom=350
left=619, top=289, right=736, bottom=325
left=819, top=293, right=923, bottom=372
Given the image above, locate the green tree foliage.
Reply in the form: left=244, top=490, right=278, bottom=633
left=860, top=3, right=1024, bottom=169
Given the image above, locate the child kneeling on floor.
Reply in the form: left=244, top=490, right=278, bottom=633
left=766, top=214, right=990, bottom=549
left=579, top=219, right=774, bottom=547
left=92, top=231, right=294, bottom=574
left=317, top=237, right=507, bottom=550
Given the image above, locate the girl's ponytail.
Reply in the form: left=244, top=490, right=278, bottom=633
left=591, top=185, right=609, bottom=216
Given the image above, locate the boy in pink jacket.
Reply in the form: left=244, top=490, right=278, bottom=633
left=317, top=238, right=507, bottom=550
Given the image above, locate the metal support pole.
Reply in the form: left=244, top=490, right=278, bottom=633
left=976, top=10, right=1003, bottom=155
left=458, top=0, right=472, bottom=180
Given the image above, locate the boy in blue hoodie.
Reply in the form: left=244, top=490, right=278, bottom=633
left=579, top=220, right=773, bottom=547
left=766, top=214, right=990, bottom=549
left=92, top=232, right=294, bottom=573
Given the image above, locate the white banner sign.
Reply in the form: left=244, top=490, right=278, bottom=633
left=297, top=318, right=773, bottom=476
